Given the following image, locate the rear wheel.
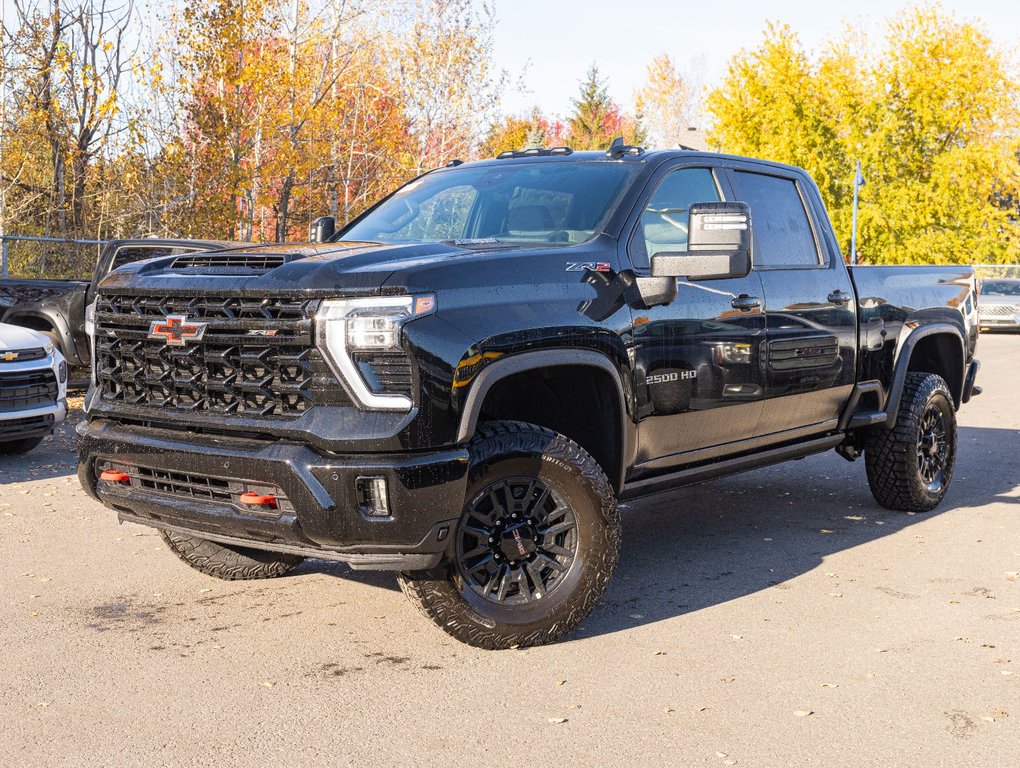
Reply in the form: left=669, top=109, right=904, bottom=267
left=398, top=421, right=621, bottom=649
left=160, top=530, right=304, bottom=580
left=865, top=372, right=957, bottom=512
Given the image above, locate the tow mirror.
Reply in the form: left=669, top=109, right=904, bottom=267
left=310, top=216, right=336, bottom=243
left=651, top=202, right=751, bottom=281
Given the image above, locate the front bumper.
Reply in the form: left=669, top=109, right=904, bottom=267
left=77, top=419, right=469, bottom=570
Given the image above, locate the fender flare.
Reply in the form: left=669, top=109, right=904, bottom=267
left=455, top=349, right=631, bottom=489
left=1, top=309, right=76, bottom=358
left=883, top=322, right=966, bottom=425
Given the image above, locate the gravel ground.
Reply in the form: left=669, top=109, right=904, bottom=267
left=1, top=334, right=1017, bottom=768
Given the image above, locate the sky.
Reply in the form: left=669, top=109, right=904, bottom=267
left=489, top=0, right=1020, bottom=121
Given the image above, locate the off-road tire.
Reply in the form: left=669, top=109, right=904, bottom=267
left=160, top=530, right=304, bottom=580
left=0, top=436, right=44, bottom=455
left=865, top=372, right=957, bottom=512
left=397, top=421, right=621, bottom=650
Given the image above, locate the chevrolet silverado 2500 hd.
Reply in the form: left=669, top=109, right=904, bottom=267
left=77, top=144, right=980, bottom=648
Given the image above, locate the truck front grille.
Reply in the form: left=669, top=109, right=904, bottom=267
left=0, top=369, right=58, bottom=411
left=980, top=303, right=1018, bottom=317
left=95, top=294, right=350, bottom=418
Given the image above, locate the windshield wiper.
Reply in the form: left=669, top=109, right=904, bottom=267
left=442, top=238, right=519, bottom=250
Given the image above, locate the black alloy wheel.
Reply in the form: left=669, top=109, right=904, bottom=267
left=397, top=421, right=621, bottom=649
left=916, top=404, right=949, bottom=492
left=456, top=477, right=578, bottom=607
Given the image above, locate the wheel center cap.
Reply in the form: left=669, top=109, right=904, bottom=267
left=498, top=523, right=537, bottom=561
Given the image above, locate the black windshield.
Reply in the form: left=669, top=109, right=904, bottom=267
left=338, top=162, right=639, bottom=247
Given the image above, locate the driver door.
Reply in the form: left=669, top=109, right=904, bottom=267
left=627, top=165, right=767, bottom=472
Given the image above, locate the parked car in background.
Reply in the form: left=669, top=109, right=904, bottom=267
left=0, top=322, right=67, bottom=455
left=0, top=239, right=244, bottom=369
left=978, top=278, right=1020, bottom=332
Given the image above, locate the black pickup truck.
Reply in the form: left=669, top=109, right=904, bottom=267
left=77, top=145, right=980, bottom=649
left=0, top=239, right=239, bottom=368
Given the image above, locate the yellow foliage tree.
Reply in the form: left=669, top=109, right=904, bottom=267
left=707, top=7, right=1020, bottom=264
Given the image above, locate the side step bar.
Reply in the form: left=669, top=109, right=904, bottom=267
left=619, top=434, right=843, bottom=501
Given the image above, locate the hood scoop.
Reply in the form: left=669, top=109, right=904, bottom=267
left=169, top=251, right=305, bottom=274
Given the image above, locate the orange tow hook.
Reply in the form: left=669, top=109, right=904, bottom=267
left=99, top=469, right=130, bottom=484
left=239, top=492, right=278, bottom=509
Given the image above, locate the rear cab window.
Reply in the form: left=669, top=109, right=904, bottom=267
left=727, top=171, right=823, bottom=268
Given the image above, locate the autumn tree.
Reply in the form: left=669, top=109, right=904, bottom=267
left=481, top=108, right=566, bottom=156
left=634, top=53, right=691, bottom=148
left=707, top=8, right=1020, bottom=264
left=398, top=0, right=502, bottom=173
left=566, top=63, right=643, bottom=150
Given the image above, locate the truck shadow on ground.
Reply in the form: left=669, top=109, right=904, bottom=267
left=300, top=425, right=1019, bottom=639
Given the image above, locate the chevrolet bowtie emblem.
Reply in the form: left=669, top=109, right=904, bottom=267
left=148, top=315, right=208, bottom=346
left=1, top=351, right=18, bottom=362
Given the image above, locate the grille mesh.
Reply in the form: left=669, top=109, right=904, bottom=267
left=0, top=369, right=58, bottom=411
left=95, top=294, right=349, bottom=418
left=97, top=460, right=294, bottom=516
left=980, top=303, right=1018, bottom=317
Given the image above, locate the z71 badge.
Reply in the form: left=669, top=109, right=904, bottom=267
left=565, top=262, right=611, bottom=272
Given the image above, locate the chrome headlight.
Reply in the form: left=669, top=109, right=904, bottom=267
left=317, top=295, right=435, bottom=411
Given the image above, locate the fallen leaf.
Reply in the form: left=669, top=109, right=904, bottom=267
left=663, top=706, right=674, bottom=713
left=555, top=679, right=566, bottom=686
left=794, top=710, right=813, bottom=717
left=820, top=683, right=839, bottom=688
left=547, top=717, right=568, bottom=724
left=262, top=681, right=275, bottom=688
left=819, top=529, right=835, bottom=534
left=730, top=634, right=743, bottom=640
left=653, top=651, right=666, bottom=656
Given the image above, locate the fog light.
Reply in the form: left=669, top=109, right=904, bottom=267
left=356, top=476, right=390, bottom=518
left=58, top=360, right=68, bottom=383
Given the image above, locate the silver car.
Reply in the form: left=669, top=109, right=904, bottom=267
left=978, top=279, right=1020, bottom=332
left=0, top=322, right=68, bottom=455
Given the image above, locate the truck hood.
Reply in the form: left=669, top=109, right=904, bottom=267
left=98, top=240, right=467, bottom=296
left=0, top=322, right=53, bottom=351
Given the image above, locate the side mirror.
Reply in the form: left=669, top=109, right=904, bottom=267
left=651, top=202, right=751, bottom=281
left=310, top=216, right=336, bottom=243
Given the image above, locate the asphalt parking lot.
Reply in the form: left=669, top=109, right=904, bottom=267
left=2, top=334, right=1017, bottom=767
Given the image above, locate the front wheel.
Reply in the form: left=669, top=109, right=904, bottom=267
left=398, top=421, right=621, bottom=649
left=865, top=372, right=958, bottom=512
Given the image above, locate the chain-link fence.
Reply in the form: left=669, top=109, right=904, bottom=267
left=973, top=264, right=1020, bottom=282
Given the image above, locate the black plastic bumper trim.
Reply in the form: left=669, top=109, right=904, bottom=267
left=119, top=512, right=444, bottom=570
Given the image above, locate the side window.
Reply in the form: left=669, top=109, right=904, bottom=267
left=730, top=171, right=821, bottom=267
left=633, top=168, right=721, bottom=268
left=110, top=246, right=180, bottom=271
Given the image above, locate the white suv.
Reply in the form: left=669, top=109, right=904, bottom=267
left=0, top=323, right=68, bottom=455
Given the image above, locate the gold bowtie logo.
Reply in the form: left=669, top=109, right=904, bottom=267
left=1, top=352, right=18, bottom=362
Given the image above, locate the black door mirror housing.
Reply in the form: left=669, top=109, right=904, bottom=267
left=651, top=202, right=752, bottom=281
left=310, top=216, right=336, bottom=243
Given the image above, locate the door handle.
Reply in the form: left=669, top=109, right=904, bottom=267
left=731, top=295, right=762, bottom=312
left=827, top=290, right=852, bottom=306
